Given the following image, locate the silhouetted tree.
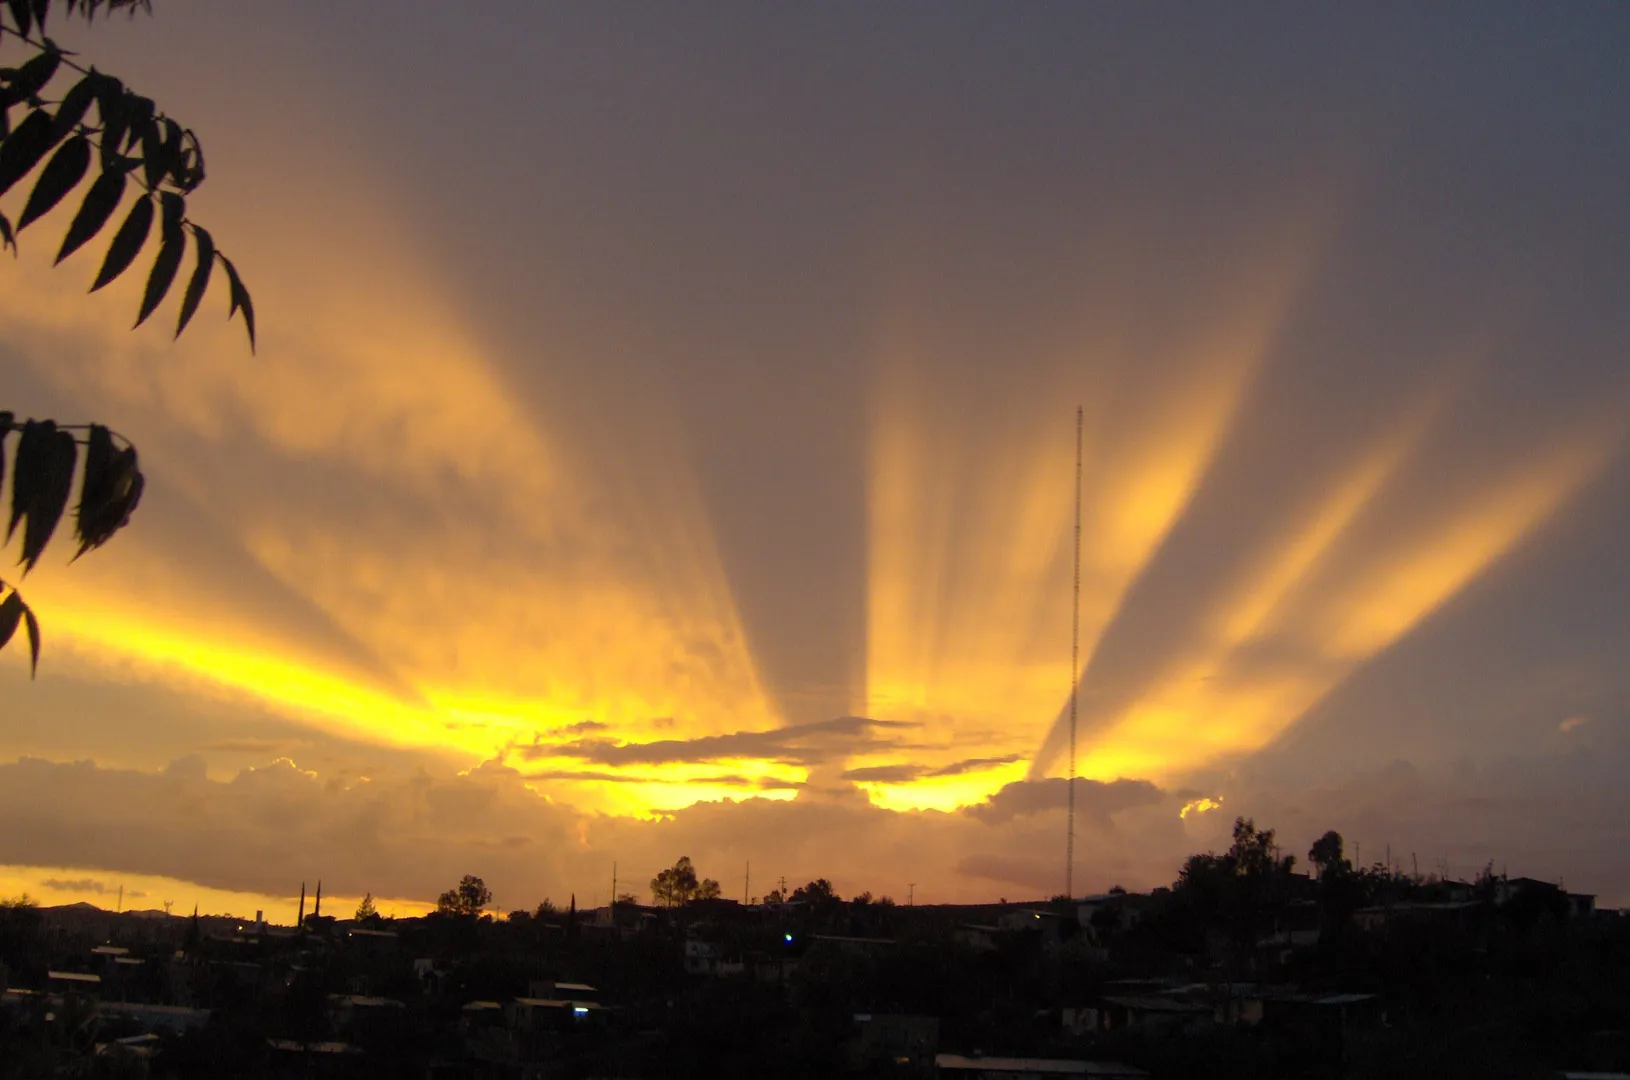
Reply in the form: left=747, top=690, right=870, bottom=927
left=1309, top=829, right=1350, bottom=880
left=1168, top=817, right=1301, bottom=958
left=651, top=855, right=719, bottom=906
left=354, top=892, right=379, bottom=923
left=791, top=878, right=842, bottom=916
left=435, top=874, right=491, bottom=917
left=0, top=0, right=255, bottom=673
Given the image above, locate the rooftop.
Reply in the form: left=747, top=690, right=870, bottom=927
left=935, top=1054, right=1148, bottom=1076
left=48, top=971, right=102, bottom=984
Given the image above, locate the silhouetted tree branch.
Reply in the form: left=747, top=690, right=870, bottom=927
left=0, top=0, right=255, bottom=674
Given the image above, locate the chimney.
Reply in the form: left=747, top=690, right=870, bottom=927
left=314, top=880, right=322, bottom=919
left=298, top=882, right=306, bottom=927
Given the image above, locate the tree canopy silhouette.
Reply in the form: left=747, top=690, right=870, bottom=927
left=651, top=855, right=723, bottom=907
left=0, top=0, right=254, bottom=673
left=435, top=875, right=491, bottom=918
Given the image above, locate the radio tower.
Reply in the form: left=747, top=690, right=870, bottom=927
left=1066, top=405, right=1083, bottom=900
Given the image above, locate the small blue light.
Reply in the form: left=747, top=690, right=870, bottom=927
left=784, top=933, right=793, bottom=943
left=573, top=1006, right=589, bottom=1017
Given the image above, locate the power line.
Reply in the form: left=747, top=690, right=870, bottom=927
left=1066, top=405, right=1082, bottom=900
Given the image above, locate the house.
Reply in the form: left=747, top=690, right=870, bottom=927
left=459, top=1000, right=504, bottom=1026
left=1353, top=900, right=1481, bottom=934
left=684, top=937, right=720, bottom=975
left=1495, top=877, right=1557, bottom=905
left=997, top=909, right=1074, bottom=951
left=954, top=924, right=1003, bottom=953
left=935, top=1053, right=1148, bottom=1078
left=1095, top=995, right=1213, bottom=1036
left=1254, top=928, right=1320, bottom=965
left=413, top=957, right=454, bottom=993
left=265, top=1038, right=364, bottom=1078
left=327, top=994, right=407, bottom=1050
left=804, top=934, right=896, bottom=962
left=344, top=928, right=399, bottom=955
left=98, top=1001, right=211, bottom=1034
left=747, top=948, right=799, bottom=984
left=527, top=979, right=599, bottom=1002
left=1263, top=992, right=1384, bottom=1039
left=48, top=970, right=102, bottom=996
left=852, top=1013, right=939, bottom=1068
left=1160, top=982, right=1283, bottom=1026
left=1077, top=892, right=1148, bottom=934
left=507, top=997, right=608, bottom=1033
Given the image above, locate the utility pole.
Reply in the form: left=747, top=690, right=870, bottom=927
left=744, top=861, right=750, bottom=905
left=907, top=883, right=916, bottom=907
left=611, top=862, right=616, bottom=906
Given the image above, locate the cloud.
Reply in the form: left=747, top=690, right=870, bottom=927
left=40, top=878, right=113, bottom=894
left=0, top=753, right=1185, bottom=908
left=198, top=737, right=304, bottom=755
left=964, top=777, right=1166, bottom=826
left=523, top=769, right=801, bottom=791
left=842, top=755, right=1023, bottom=784
left=8, top=737, right=1630, bottom=911
left=520, top=716, right=917, bottom=769
left=953, top=853, right=1059, bottom=893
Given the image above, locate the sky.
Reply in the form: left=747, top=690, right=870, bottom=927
left=2, top=2, right=1630, bottom=919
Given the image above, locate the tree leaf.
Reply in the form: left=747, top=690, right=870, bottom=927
left=23, top=600, right=39, bottom=675
left=7, top=0, right=32, bottom=40
left=159, top=116, right=181, bottom=185
left=19, top=427, right=76, bottom=574
left=0, top=209, right=14, bottom=253
left=48, top=71, right=98, bottom=144
left=17, top=132, right=88, bottom=229
left=89, top=192, right=151, bottom=291
left=0, top=411, right=12, bottom=496
left=54, top=165, right=122, bottom=263
left=3, top=45, right=58, bottom=107
left=219, top=252, right=254, bottom=352
left=174, top=222, right=212, bottom=337
left=0, top=107, right=58, bottom=197
left=7, top=418, right=50, bottom=543
left=95, top=76, right=127, bottom=169
left=119, top=93, right=152, bottom=156
left=0, top=589, right=23, bottom=651
left=138, top=112, right=163, bottom=188
left=134, top=190, right=183, bottom=325
left=75, top=443, right=140, bottom=559
left=74, top=422, right=113, bottom=549
left=177, top=128, right=204, bottom=192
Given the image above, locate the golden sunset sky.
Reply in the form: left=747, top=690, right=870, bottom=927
left=3, top=4, right=1629, bottom=919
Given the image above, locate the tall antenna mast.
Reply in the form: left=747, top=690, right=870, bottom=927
left=1066, top=405, right=1082, bottom=900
